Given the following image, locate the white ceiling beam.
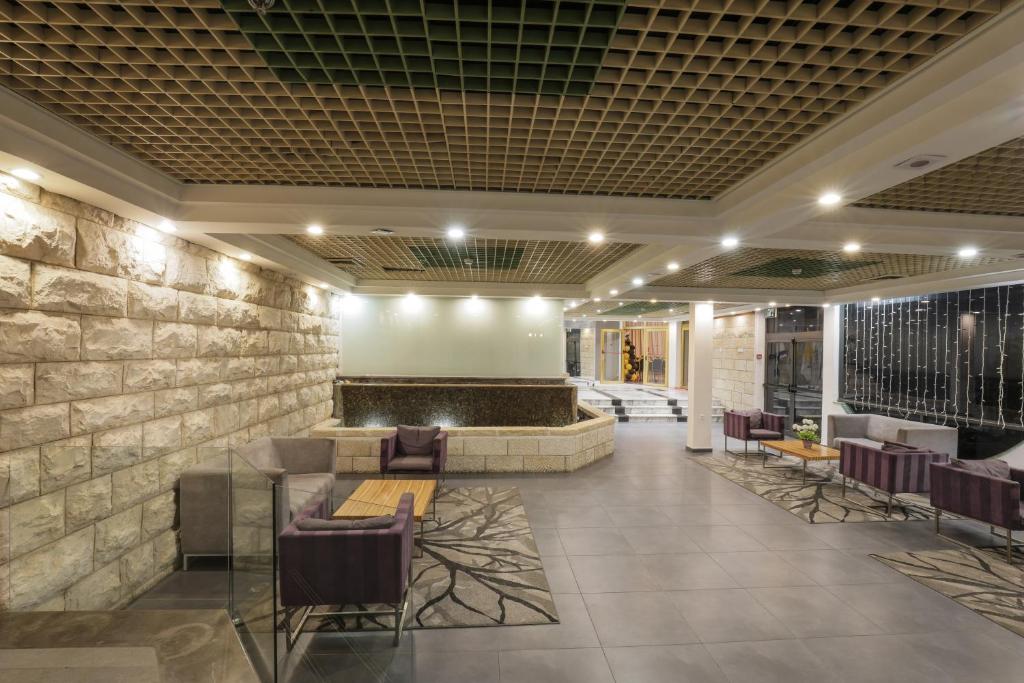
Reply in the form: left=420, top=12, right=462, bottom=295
left=633, top=286, right=824, bottom=305
left=208, top=234, right=357, bottom=291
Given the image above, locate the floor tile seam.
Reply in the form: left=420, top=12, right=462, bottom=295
left=667, top=586, right=803, bottom=642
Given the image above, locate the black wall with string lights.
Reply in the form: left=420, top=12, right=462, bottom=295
left=840, top=286, right=1024, bottom=459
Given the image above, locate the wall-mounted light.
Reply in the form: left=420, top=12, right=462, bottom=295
left=307, top=224, right=324, bottom=235
left=11, top=168, right=40, bottom=181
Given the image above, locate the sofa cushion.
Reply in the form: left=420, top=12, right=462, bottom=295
left=950, top=458, right=1011, bottom=480
left=749, top=428, right=781, bottom=440
left=288, top=473, right=335, bottom=519
left=865, top=416, right=903, bottom=444
left=296, top=515, right=395, bottom=531
left=387, top=455, right=434, bottom=472
left=397, top=425, right=440, bottom=455
left=735, top=409, right=763, bottom=429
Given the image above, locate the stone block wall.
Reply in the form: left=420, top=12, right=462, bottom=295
left=579, top=326, right=596, bottom=379
left=0, top=174, right=341, bottom=611
left=712, top=313, right=756, bottom=410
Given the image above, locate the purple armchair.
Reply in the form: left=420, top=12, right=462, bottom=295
left=723, top=409, right=785, bottom=456
left=278, top=493, right=415, bottom=646
left=381, top=426, right=448, bottom=482
left=840, top=441, right=949, bottom=517
left=930, top=461, right=1023, bottom=563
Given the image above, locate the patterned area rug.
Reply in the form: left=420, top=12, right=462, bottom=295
left=872, top=548, right=1024, bottom=637
left=693, top=453, right=936, bottom=524
left=317, top=486, right=558, bottom=632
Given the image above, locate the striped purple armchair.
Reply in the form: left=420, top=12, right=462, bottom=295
left=278, top=493, right=415, bottom=646
left=839, top=441, right=949, bottom=517
left=930, top=462, right=1024, bottom=563
left=723, top=409, right=785, bottom=456
left=381, top=426, right=448, bottom=482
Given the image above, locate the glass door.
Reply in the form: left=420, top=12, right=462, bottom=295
left=764, top=307, right=824, bottom=427
left=565, top=329, right=581, bottom=376
left=600, top=329, right=622, bottom=383
left=622, top=328, right=644, bottom=383
left=643, top=328, right=668, bottom=386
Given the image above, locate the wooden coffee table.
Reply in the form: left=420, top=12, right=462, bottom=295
left=333, top=479, right=437, bottom=553
left=760, top=440, right=840, bottom=484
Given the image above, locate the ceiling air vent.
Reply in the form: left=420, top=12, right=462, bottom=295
left=371, top=228, right=395, bottom=236
left=326, top=258, right=360, bottom=267
left=867, top=274, right=903, bottom=281
left=382, top=266, right=425, bottom=273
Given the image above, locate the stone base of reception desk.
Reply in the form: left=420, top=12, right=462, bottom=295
left=311, top=402, right=615, bottom=473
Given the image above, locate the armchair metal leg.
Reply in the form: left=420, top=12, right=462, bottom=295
left=935, top=508, right=941, bottom=533
left=886, top=493, right=893, bottom=519
left=841, top=475, right=846, bottom=498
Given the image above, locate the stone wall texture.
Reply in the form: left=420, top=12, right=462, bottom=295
left=0, top=174, right=341, bottom=611
left=712, top=313, right=756, bottom=410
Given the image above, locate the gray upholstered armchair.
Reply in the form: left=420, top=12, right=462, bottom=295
left=828, top=414, right=958, bottom=457
left=179, top=437, right=336, bottom=568
left=278, top=493, right=415, bottom=647
left=380, top=426, right=447, bottom=481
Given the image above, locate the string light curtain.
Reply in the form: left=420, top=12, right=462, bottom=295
left=840, top=286, right=1024, bottom=431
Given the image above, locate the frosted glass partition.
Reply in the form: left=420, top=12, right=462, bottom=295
left=340, top=295, right=564, bottom=377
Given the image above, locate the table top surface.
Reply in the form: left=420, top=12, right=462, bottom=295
left=332, top=479, right=436, bottom=520
left=761, top=440, right=840, bottom=461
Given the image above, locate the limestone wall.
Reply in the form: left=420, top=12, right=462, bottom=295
left=0, top=174, right=341, bottom=611
left=579, top=326, right=596, bottom=379
left=712, top=313, right=756, bottom=410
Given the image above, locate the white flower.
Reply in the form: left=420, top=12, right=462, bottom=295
left=792, top=424, right=800, bottom=431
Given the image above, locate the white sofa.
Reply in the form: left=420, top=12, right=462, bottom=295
left=827, top=414, right=958, bottom=457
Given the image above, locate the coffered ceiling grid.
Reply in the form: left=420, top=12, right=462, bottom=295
left=651, top=247, right=1015, bottom=290
left=854, top=136, right=1024, bottom=216
left=0, top=1, right=1011, bottom=197
left=287, top=234, right=642, bottom=283
left=566, top=299, right=686, bottom=317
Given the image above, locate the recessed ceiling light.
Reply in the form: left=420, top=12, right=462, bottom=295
left=721, top=236, right=739, bottom=248
left=306, top=224, right=324, bottom=235
left=157, top=220, right=176, bottom=234
left=471, top=294, right=479, bottom=300
left=818, top=192, right=842, bottom=207
left=609, top=289, right=618, bottom=296
left=596, top=309, right=603, bottom=313
left=587, top=231, right=605, bottom=244
left=667, top=261, right=679, bottom=271
left=958, top=246, right=979, bottom=258
left=768, top=301, right=777, bottom=307
left=649, top=299, right=657, bottom=304
left=871, top=296, right=881, bottom=302
left=822, top=303, right=831, bottom=308
left=240, top=253, right=252, bottom=261
left=10, top=168, right=40, bottom=181
left=669, top=308, right=674, bottom=313
left=319, top=282, right=329, bottom=289
left=842, top=242, right=861, bottom=253
left=631, top=277, right=643, bottom=286
left=594, top=297, right=602, bottom=302
left=755, top=307, right=762, bottom=312
left=447, top=225, right=466, bottom=239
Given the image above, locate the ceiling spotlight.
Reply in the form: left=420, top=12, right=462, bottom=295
left=631, top=277, right=643, bottom=286
left=596, top=309, right=602, bottom=313
left=958, top=246, right=979, bottom=258
left=871, top=296, right=881, bottom=302
left=609, top=289, right=618, bottom=296
left=822, top=303, right=831, bottom=308
left=10, top=168, right=40, bottom=181
left=668, top=308, right=674, bottom=313
left=818, top=192, right=842, bottom=207
left=649, top=299, right=657, bottom=304
left=569, top=300, right=577, bottom=308
left=594, top=297, right=602, bottom=302
left=768, top=301, right=777, bottom=307
left=306, top=224, right=324, bottom=235
left=842, top=242, right=861, bottom=253
left=471, top=294, right=479, bottom=300
left=319, top=282, right=329, bottom=289
left=447, top=225, right=466, bottom=239
left=157, top=220, right=176, bottom=234
left=667, top=261, right=680, bottom=271
left=755, top=307, right=762, bottom=312
left=240, top=252, right=252, bottom=261
left=587, top=231, right=605, bottom=244
left=721, top=236, right=739, bottom=248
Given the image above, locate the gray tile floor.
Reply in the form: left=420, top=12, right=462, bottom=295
left=135, top=423, right=1024, bottom=682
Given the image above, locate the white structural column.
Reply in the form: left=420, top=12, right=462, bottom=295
left=820, top=305, right=843, bottom=444
left=753, top=311, right=767, bottom=410
left=667, top=322, right=682, bottom=389
left=686, top=302, right=714, bottom=451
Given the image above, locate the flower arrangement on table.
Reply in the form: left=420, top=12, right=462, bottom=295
left=792, top=419, right=820, bottom=448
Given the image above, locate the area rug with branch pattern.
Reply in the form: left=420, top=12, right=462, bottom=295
left=872, top=547, right=1024, bottom=637
left=692, top=453, right=939, bottom=524
left=317, top=486, right=559, bottom=632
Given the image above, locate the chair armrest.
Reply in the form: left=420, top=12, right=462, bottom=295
left=762, top=412, right=786, bottom=434
left=723, top=411, right=750, bottom=439
left=433, top=431, right=448, bottom=473
left=270, top=437, right=335, bottom=474
left=930, top=463, right=1022, bottom=527
left=1010, top=468, right=1024, bottom=486
left=380, top=432, right=398, bottom=471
